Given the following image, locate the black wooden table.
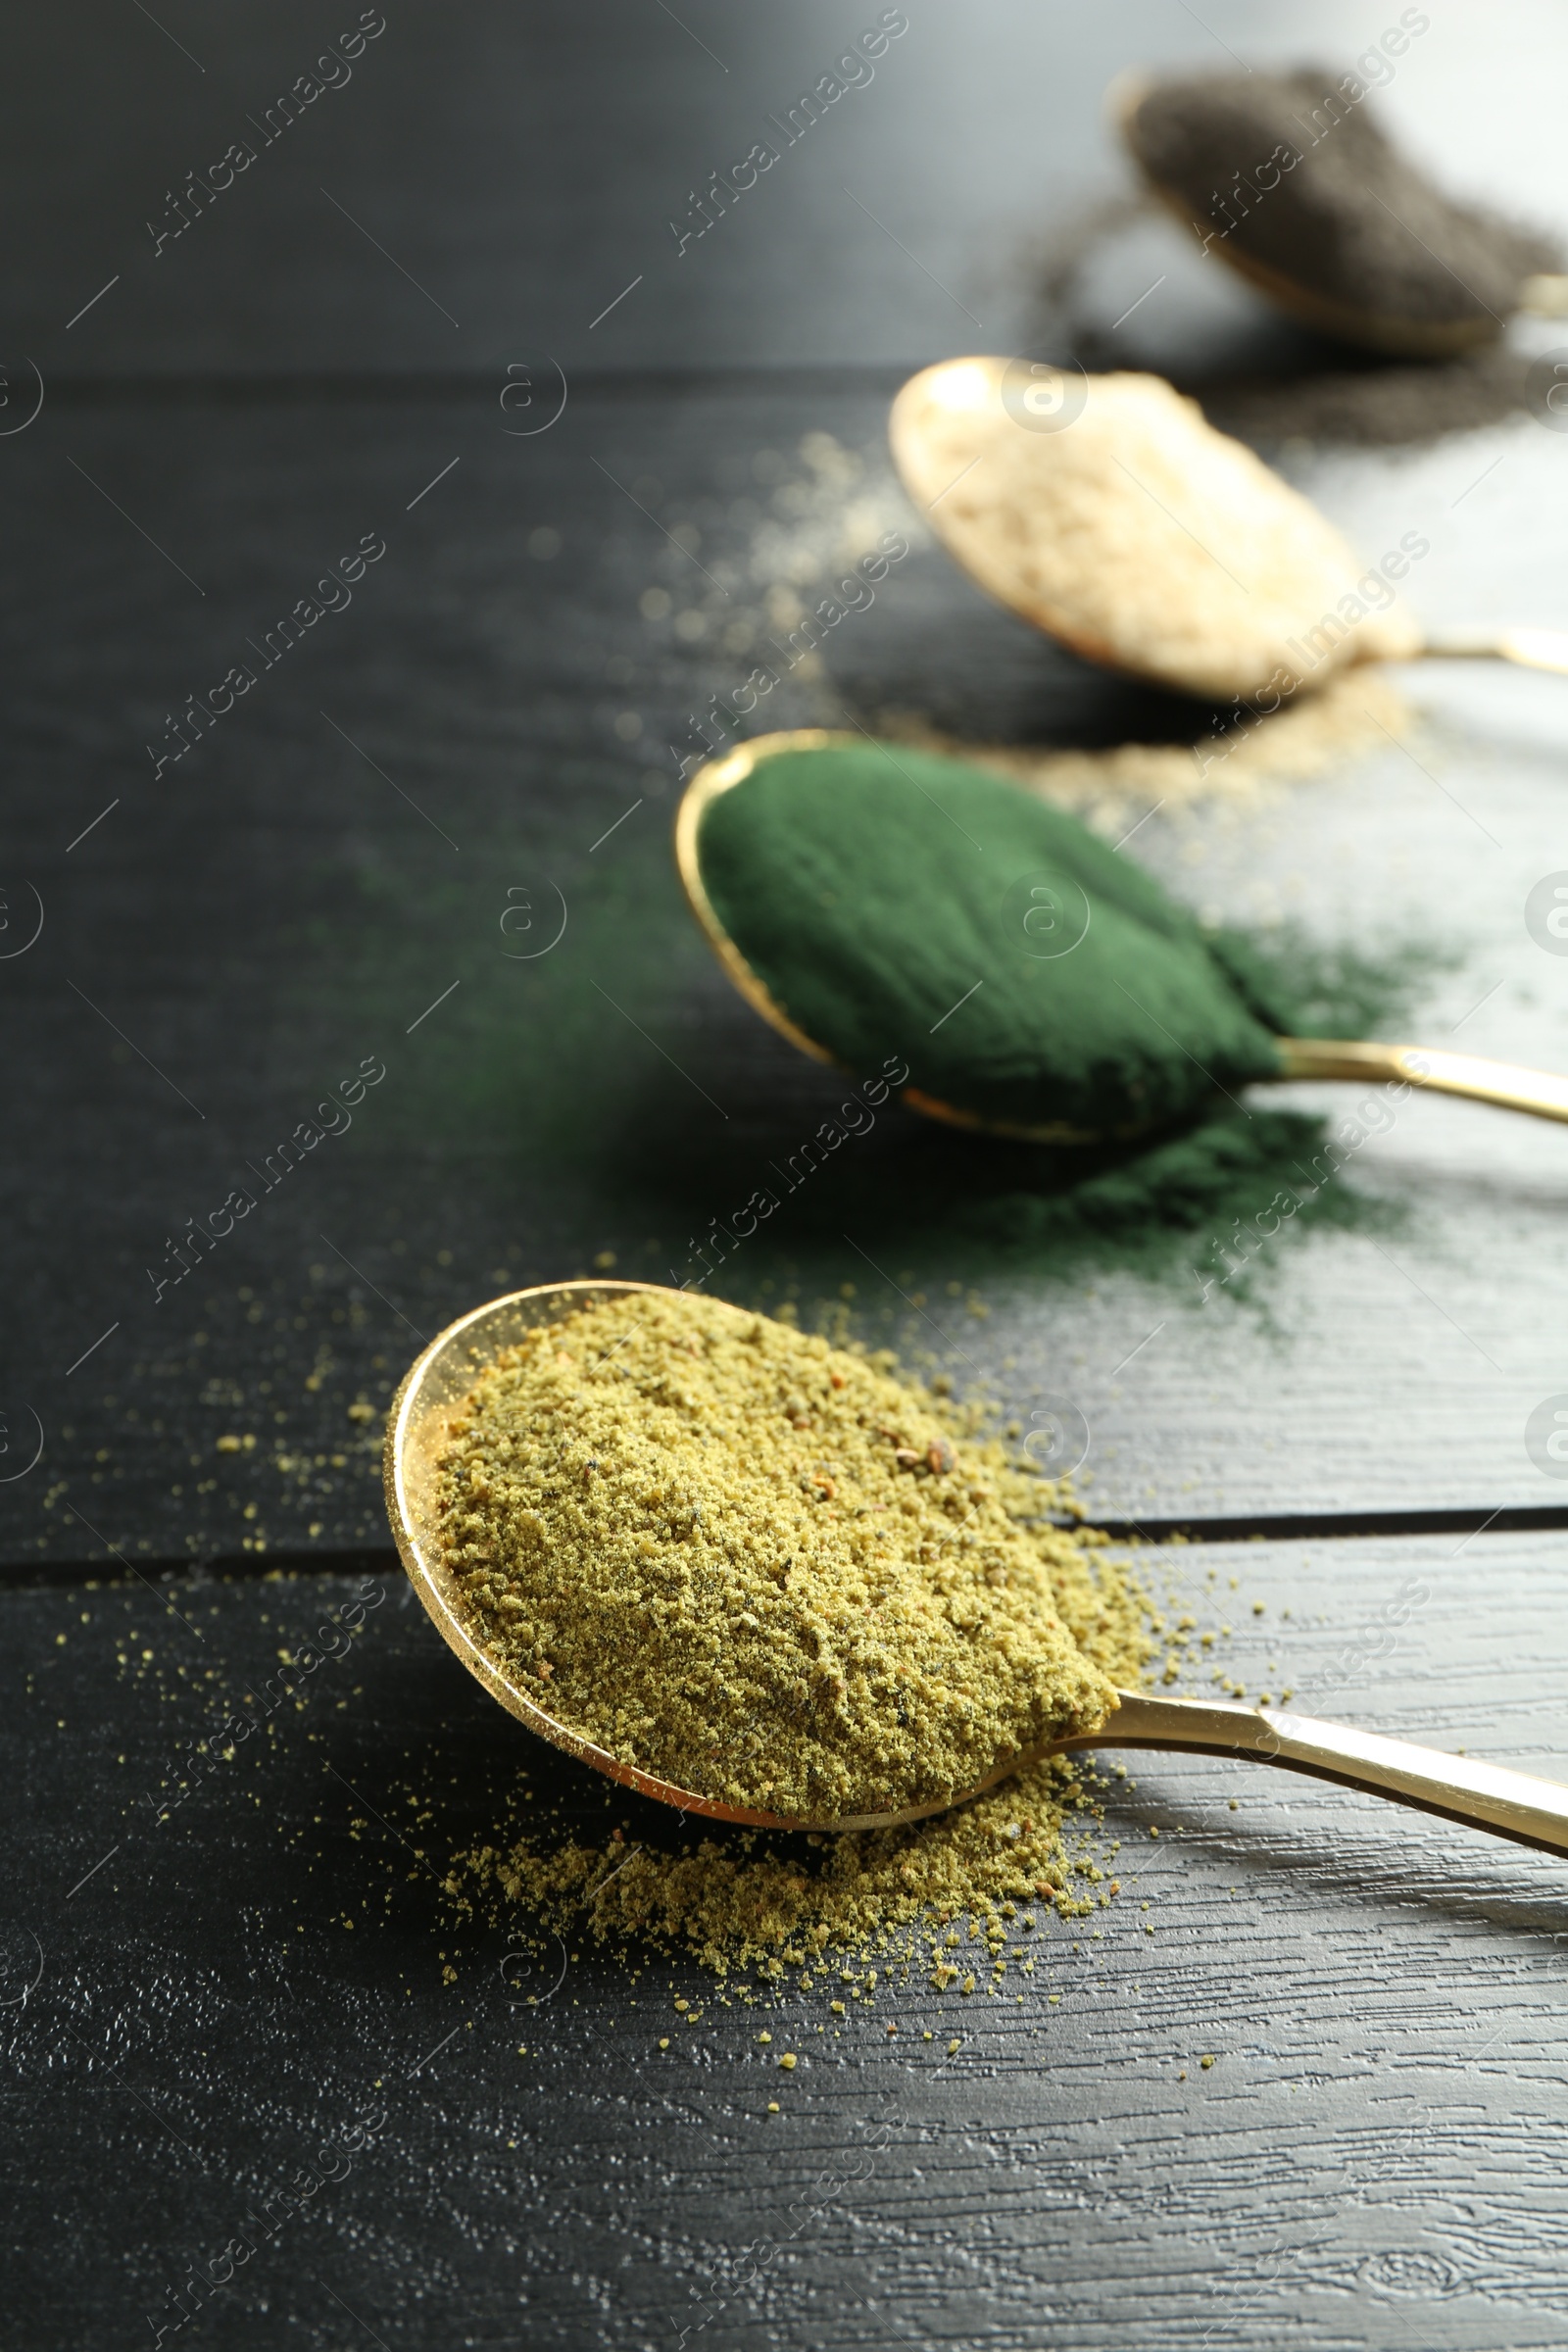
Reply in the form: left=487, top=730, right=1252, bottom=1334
left=5, top=8, right=1568, bottom=2346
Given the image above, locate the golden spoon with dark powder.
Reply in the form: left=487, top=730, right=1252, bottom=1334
left=1113, top=63, right=1565, bottom=357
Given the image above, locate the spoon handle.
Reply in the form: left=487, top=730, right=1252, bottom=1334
left=1275, top=1036, right=1568, bottom=1126
left=1419, top=628, right=1568, bottom=675
left=1061, top=1690, right=1568, bottom=1858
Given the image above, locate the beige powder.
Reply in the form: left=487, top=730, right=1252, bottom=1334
left=889, top=360, right=1421, bottom=701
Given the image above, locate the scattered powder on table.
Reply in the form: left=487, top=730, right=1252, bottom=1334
left=635, top=425, right=922, bottom=708
left=882, top=665, right=1412, bottom=828
left=1122, top=68, right=1560, bottom=356
left=744, top=1102, right=1410, bottom=1300
left=461, top=1740, right=1134, bottom=1981
left=435, top=1289, right=1129, bottom=1823
left=889, top=361, right=1420, bottom=702
left=1200, top=348, right=1543, bottom=455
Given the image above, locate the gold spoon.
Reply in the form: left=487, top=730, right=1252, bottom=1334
left=676, top=728, right=1568, bottom=1140
left=1108, top=68, right=1568, bottom=358
left=385, top=1278, right=1568, bottom=1855
left=888, top=355, right=1568, bottom=703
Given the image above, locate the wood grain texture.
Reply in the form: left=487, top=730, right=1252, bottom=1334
left=4, top=1533, right=1564, bottom=2347
left=7, top=382, right=1568, bottom=1560
left=7, top=7, right=1568, bottom=2341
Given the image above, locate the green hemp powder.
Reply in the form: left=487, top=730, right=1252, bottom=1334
left=435, top=1289, right=1133, bottom=1822
left=696, top=739, right=1292, bottom=1138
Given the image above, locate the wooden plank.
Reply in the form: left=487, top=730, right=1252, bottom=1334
left=0, top=2, right=1320, bottom=380
left=8, top=385, right=1568, bottom=1562
left=5, top=1530, right=1564, bottom=2343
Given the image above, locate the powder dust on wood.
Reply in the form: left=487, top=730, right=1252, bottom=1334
left=1200, top=347, right=1546, bottom=456
left=435, top=1290, right=1129, bottom=1822
left=460, top=1742, right=1132, bottom=1982
left=881, top=665, right=1412, bottom=830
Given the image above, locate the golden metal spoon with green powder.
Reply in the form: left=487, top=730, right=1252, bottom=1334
left=385, top=1281, right=1568, bottom=1857
left=676, top=729, right=1568, bottom=1144
left=889, top=357, right=1568, bottom=704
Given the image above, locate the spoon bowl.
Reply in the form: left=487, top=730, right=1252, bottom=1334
left=1108, top=66, right=1568, bottom=358
left=889, top=355, right=1568, bottom=698
left=677, top=729, right=1568, bottom=1142
left=384, top=1275, right=1042, bottom=1834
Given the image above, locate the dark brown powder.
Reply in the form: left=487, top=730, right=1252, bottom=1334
left=1200, top=341, right=1540, bottom=452
left=1124, top=67, right=1558, bottom=354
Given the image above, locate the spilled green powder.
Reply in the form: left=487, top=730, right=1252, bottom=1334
left=698, top=741, right=1294, bottom=1139
left=460, top=1747, right=1128, bottom=1980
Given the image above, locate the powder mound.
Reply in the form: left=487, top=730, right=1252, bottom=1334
left=434, top=1291, right=1117, bottom=1821
left=695, top=738, right=1285, bottom=1138
left=1201, top=346, right=1540, bottom=455
left=1124, top=68, right=1559, bottom=352
left=474, top=1749, right=1123, bottom=1978
left=890, top=361, right=1421, bottom=701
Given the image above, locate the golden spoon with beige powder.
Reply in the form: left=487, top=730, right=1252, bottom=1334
left=385, top=1281, right=1568, bottom=1856
left=890, top=358, right=1568, bottom=702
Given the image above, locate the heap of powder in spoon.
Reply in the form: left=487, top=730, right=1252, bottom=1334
left=1121, top=66, right=1560, bottom=354
left=434, top=1290, right=1131, bottom=1822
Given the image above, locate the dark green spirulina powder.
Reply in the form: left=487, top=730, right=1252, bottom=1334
left=697, top=740, right=1294, bottom=1140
